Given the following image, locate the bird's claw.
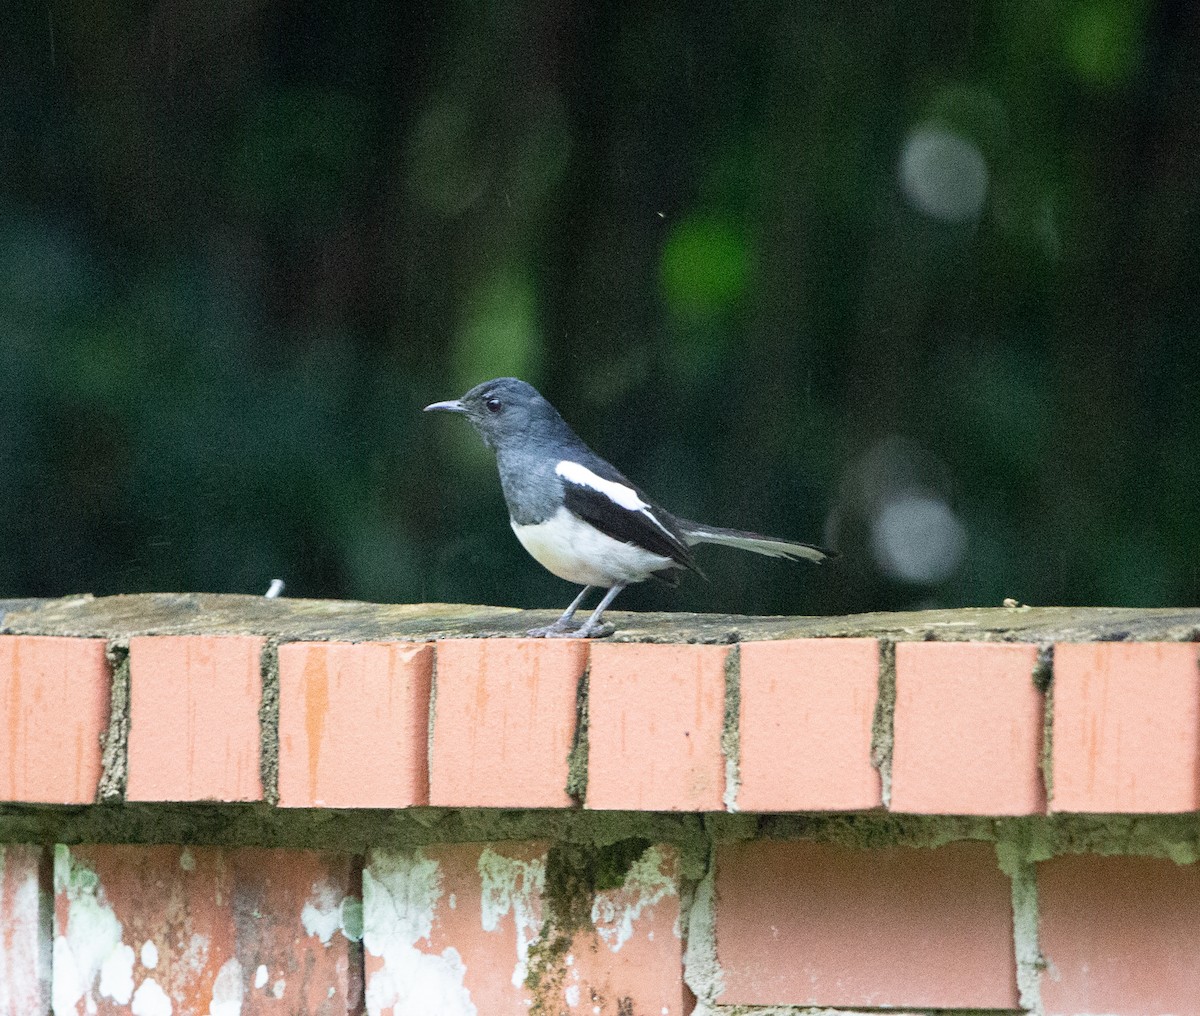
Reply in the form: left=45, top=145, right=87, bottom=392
left=526, top=617, right=615, bottom=639
left=544, top=621, right=615, bottom=640
left=526, top=618, right=584, bottom=638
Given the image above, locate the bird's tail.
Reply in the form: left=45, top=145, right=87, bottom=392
left=676, top=519, right=837, bottom=564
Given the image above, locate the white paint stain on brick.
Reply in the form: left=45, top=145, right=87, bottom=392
left=52, top=845, right=133, bottom=1014
left=272, top=979, right=286, bottom=999
left=178, top=849, right=196, bottom=872
left=254, top=964, right=268, bottom=989
left=131, top=977, right=172, bottom=1016
left=591, top=846, right=676, bottom=953
left=141, top=940, right=159, bottom=970
left=99, top=943, right=135, bottom=1004
left=363, top=849, right=476, bottom=1016
left=209, top=956, right=244, bottom=1016
left=477, top=848, right=546, bottom=989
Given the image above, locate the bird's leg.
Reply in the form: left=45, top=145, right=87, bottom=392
left=548, top=583, right=626, bottom=639
left=526, top=586, right=593, bottom=637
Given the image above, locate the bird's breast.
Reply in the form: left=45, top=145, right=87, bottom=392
left=510, top=508, right=675, bottom=587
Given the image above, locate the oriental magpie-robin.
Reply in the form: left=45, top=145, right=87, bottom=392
left=425, top=377, right=835, bottom=638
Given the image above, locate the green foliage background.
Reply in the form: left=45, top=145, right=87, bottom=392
left=3, top=1, right=1197, bottom=616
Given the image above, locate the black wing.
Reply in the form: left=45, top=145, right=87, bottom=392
left=559, top=477, right=702, bottom=575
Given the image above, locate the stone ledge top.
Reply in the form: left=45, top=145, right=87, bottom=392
left=1, top=592, right=1198, bottom=643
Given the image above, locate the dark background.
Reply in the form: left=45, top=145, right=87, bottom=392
left=3, top=1, right=1197, bottom=617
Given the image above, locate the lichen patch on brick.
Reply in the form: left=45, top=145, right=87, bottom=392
left=302, top=878, right=363, bottom=945
left=523, top=837, right=657, bottom=1009
left=478, top=846, right=546, bottom=987
left=591, top=845, right=677, bottom=952
left=52, top=845, right=132, bottom=1013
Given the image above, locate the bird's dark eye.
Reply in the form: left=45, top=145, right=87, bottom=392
left=485, top=396, right=502, bottom=413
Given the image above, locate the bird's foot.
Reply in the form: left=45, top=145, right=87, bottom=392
left=526, top=617, right=585, bottom=638
left=544, top=620, right=615, bottom=639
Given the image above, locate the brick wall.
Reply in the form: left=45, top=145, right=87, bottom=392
left=2, top=594, right=1199, bottom=1015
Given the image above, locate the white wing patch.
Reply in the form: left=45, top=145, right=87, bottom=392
left=555, top=460, right=646, bottom=510
left=554, top=460, right=679, bottom=542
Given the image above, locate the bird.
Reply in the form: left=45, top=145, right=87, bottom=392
left=424, top=377, right=835, bottom=638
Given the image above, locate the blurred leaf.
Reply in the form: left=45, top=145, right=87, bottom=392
left=453, top=265, right=543, bottom=391
left=660, top=213, right=753, bottom=321
left=406, top=94, right=490, bottom=216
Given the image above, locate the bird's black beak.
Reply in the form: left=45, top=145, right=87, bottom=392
left=423, top=399, right=466, bottom=414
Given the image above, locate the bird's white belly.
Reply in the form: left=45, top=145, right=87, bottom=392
left=511, top=508, right=674, bottom=586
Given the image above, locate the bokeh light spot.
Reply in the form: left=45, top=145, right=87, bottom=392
left=898, top=127, right=989, bottom=224
left=407, top=95, right=489, bottom=217
left=660, top=214, right=752, bottom=319
left=872, top=493, right=968, bottom=585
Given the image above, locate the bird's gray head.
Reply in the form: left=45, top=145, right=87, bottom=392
left=424, top=377, right=569, bottom=451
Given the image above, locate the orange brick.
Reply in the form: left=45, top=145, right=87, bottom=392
left=1, top=844, right=49, bottom=1015
left=126, top=635, right=265, bottom=802
left=891, top=641, right=1045, bottom=815
left=278, top=641, right=432, bottom=808
left=363, top=841, right=686, bottom=1014
left=1040, top=853, right=1200, bottom=1015
left=737, top=638, right=880, bottom=811
left=715, top=840, right=1019, bottom=1008
left=430, top=639, right=583, bottom=808
left=1050, top=642, right=1200, bottom=812
left=0, top=635, right=109, bottom=804
left=54, top=844, right=360, bottom=1016
left=586, top=643, right=727, bottom=811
